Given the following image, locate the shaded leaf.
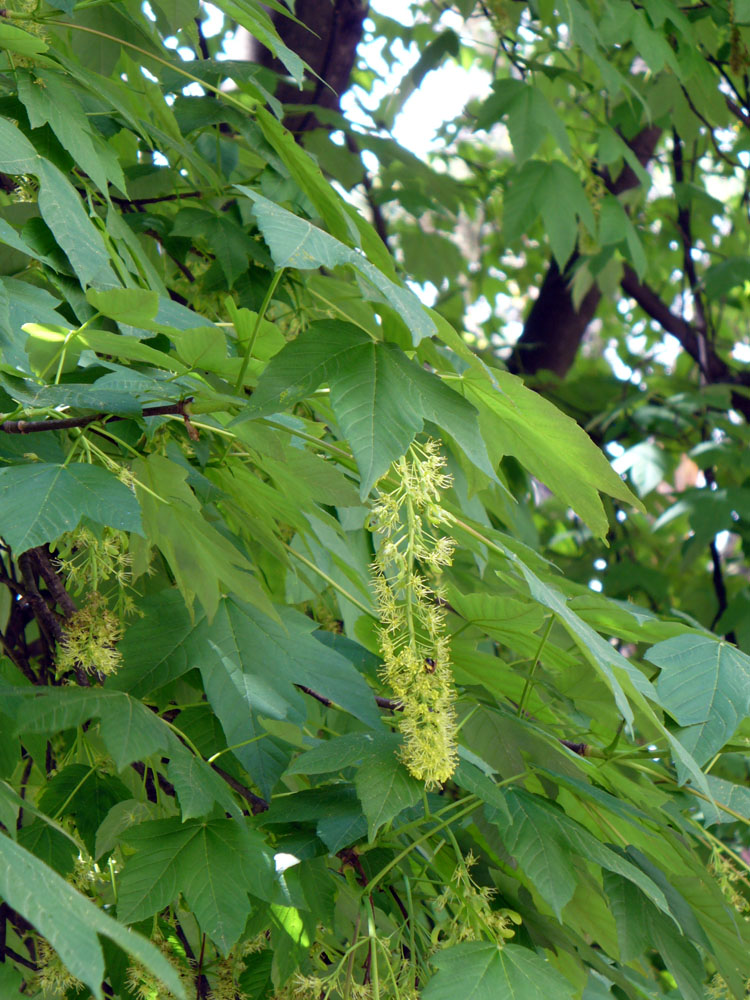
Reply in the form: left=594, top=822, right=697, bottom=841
left=118, top=817, right=274, bottom=953
left=38, top=764, right=130, bottom=856
left=0, top=463, right=142, bottom=553
left=15, top=689, right=174, bottom=770
left=354, top=743, right=422, bottom=839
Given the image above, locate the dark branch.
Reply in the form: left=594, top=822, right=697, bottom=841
left=2, top=944, right=37, bottom=971
left=29, top=546, right=77, bottom=618
left=619, top=264, right=750, bottom=419
left=257, top=0, right=368, bottom=134
left=211, top=763, right=268, bottom=814
left=0, top=401, right=194, bottom=435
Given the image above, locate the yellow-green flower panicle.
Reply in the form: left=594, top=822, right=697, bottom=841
left=368, top=440, right=458, bottom=787
left=55, top=592, right=123, bottom=679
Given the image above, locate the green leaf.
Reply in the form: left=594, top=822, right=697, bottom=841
left=38, top=763, right=130, bottom=855
left=215, top=0, right=304, bottom=84
left=477, top=79, right=570, bottom=163
left=504, top=159, right=594, bottom=268
left=490, top=790, right=578, bottom=918
left=238, top=188, right=435, bottom=344
left=78, top=327, right=188, bottom=373
left=166, top=752, right=243, bottom=822
left=256, top=108, right=358, bottom=245
left=514, top=565, right=655, bottom=729
left=14, top=689, right=174, bottom=770
left=703, top=257, right=750, bottom=300
left=95, top=800, right=162, bottom=859
left=453, top=759, right=512, bottom=825
left=0, top=832, right=186, bottom=999
left=0, top=119, right=114, bottom=285
left=36, top=159, right=115, bottom=289
left=354, top=742, right=422, bottom=839
left=86, top=287, right=160, bottom=326
left=114, top=590, right=379, bottom=794
left=197, top=599, right=381, bottom=795
left=238, top=950, right=273, bottom=1000
left=490, top=789, right=672, bottom=921
left=423, top=942, right=575, bottom=1000
left=3, top=379, right=150, bottom=416
left=260, top=786, right=366, bottom=852
left=602, top=871, right=650, bottom=962
left=603, top=873, right=704, bottom=1000
left=464, top=368, right=642, bottom=538
left=0, top=463, right=142, bottom=553
left=111, top=589, right=206, bottom=695
left=17, top=821, right=77, bottom=877
left=648, top=634, right=750, bottom=765
left=118, top=817, right=274, bottom=953
left=703, top=775, right=750, bottom=825
left=606, top=207, right=652, bottom=277
left=244, top=321, right=491, bottom=496
left=316, top=804, right=368, bottom=852
left=0, top=216, right=57, bottom=269
left=286, top=732, right=386, bottom=775
left=17, top=70, right=124, bottom=192
left=133, top=454, right=270, bottom=620
left=0, top=22, right=48, bottom=55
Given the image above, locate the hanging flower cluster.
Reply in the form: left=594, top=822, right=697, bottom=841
left=369, top=440, right=458, bottom=787
left=55, top=592, right=123, bottom=679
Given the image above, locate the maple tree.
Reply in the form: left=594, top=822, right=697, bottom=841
left=0, top=1, right=749, bottom=998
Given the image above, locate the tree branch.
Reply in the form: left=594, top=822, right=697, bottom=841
left=0, top=400, right=194, bottom=435
left=256, top=0, right=368, bottom=134
left=210, top=763, right=268, bottom=814
left=29, top=546, right=77, bottom=618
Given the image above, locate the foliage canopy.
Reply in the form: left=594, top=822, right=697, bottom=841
left=0, top=1, right=749, bottom=998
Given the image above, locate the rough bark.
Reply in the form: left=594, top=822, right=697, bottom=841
left=257, top=0, right=368, bottom=133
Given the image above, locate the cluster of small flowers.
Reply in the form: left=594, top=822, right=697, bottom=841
left=710, top=849, right=750, bottom=920
left=31, top=939, right=84, bottom=997
left=125, top=930, right=194, bottom=1000
left=278, top=960, right=419, bottom=1000
left=69, top=854, right=107, bottom=892
left=705, top=973, right=750, bottom=999
left=56, top=592, right=124, bottom=679
left=433, top=852, right=520, bottom=947
left=369, top=440, right=458, bottom=787
left=56, top=526, right=135, bottom=598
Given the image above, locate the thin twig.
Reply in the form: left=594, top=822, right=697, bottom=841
left=210, top=763, right=268, bottom=814
left=1, top=401, right=193, bottom=435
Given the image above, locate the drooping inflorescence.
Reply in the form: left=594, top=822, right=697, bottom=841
left=369, top=440, right=458, bottom=787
